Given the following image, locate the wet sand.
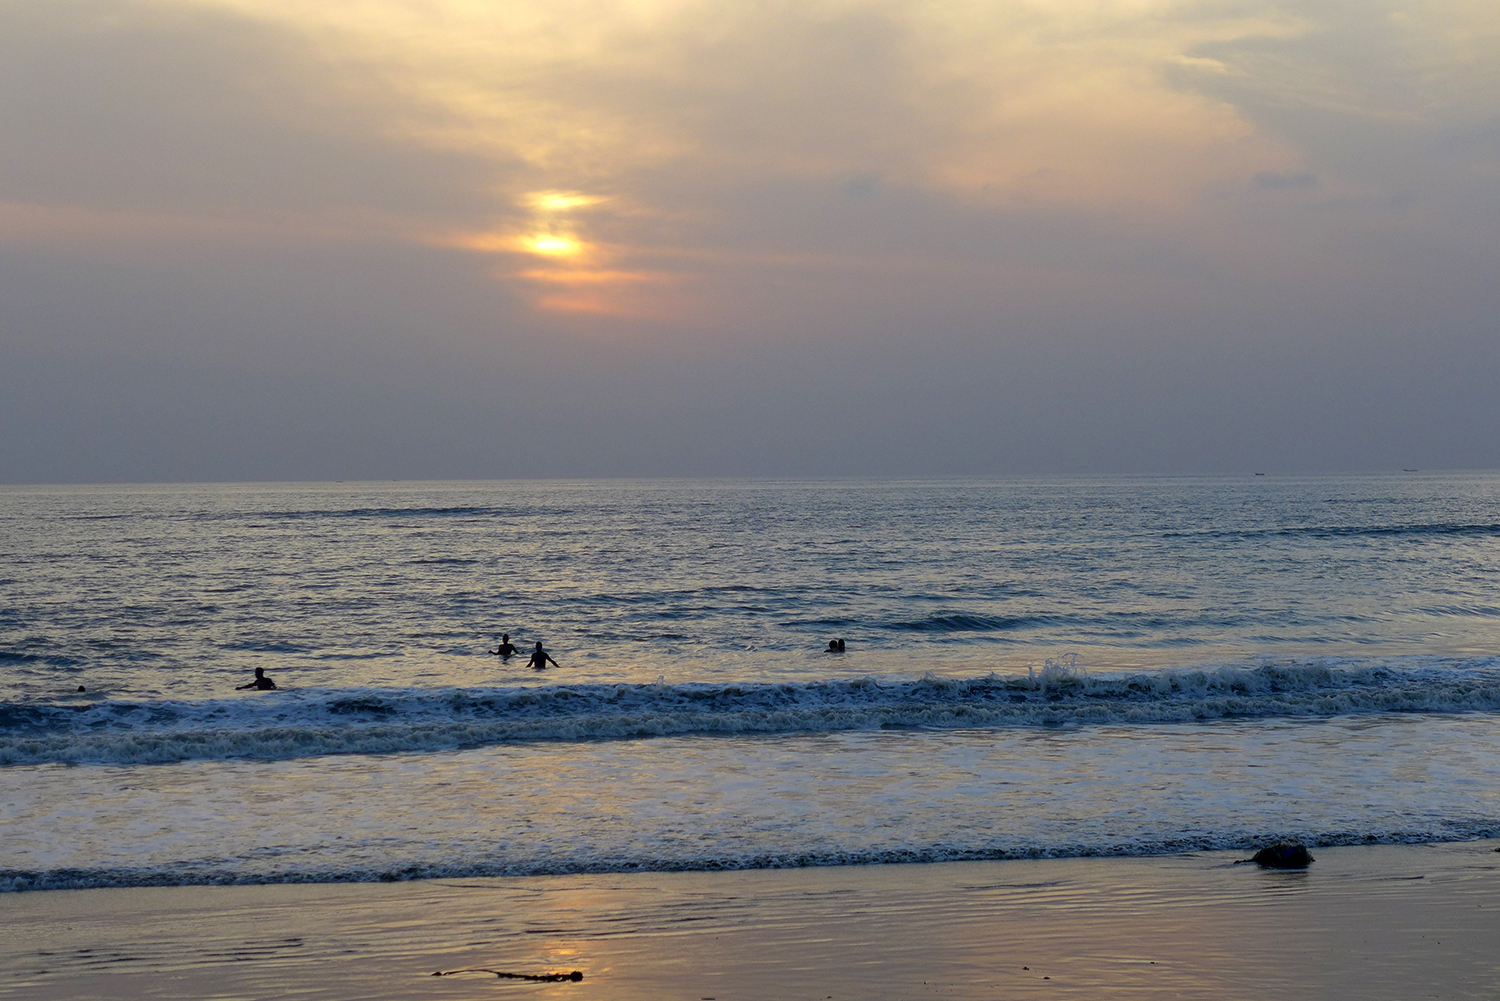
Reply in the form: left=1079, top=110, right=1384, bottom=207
left=4, top=841, right=1498, bottom=1000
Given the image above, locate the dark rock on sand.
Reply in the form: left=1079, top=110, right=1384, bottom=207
left=1251, top=842, right=1314, bottom=869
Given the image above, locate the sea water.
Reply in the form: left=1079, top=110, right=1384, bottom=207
left=3, top=474, right=1499, bottom=890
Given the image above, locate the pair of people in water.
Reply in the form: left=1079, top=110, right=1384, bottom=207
left=826, top=638, right=846, bottom=652
left=492, top=633, right=560, bottom=671
left=236, top=635, right=558, bottom=690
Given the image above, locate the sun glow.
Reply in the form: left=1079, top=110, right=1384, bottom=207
left=527, top=192, right=606, bottom=213
left=520, top=233, right=584, bottom=258
left=434, top=188, right=678, bottom=316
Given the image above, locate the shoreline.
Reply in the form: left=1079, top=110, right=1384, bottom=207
left=7, top=829, right=1500, bottom=894
left=5, top=840, right=1498, bottom=1000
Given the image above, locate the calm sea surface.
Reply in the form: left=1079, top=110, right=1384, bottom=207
left=3, top=474, right=1499, bottom=889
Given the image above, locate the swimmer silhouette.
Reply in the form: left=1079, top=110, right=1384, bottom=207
left=236, top=667, right=277, bottom=690
left=826, top=638, right=846, bottom=652
left=527, top=642, right=560, bottom=671
left=491, top=633, right=519, bottom=659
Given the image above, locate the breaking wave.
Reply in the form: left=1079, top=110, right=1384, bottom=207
left=5, top=659, right=1499, bottom=767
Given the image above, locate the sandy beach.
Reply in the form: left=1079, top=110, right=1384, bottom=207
left=5, top=840, right=1498, bottom=1001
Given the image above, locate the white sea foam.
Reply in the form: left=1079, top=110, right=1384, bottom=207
left=5, top=713, right=1500, bottom=892
left=4, top=659, right=1499, bottom=766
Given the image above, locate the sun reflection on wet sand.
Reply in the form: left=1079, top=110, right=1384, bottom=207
left=5, top=845, right=1498, bottom=1000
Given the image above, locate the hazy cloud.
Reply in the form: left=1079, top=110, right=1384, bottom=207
left=1254, top=170, right=1318, bottom=190
left=2, top=0, right=1498, bottom=480
left=0, top=1, right=500, bottom=220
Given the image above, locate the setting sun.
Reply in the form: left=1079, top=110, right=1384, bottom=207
left=520, top=233, right=585, bottom=258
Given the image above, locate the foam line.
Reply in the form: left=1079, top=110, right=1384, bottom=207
left=5, top=660, right=1499, bottom=766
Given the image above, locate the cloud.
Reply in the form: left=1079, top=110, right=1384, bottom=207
left=10, top=1, right=1292, bottom=301
left=3, top=0, right=1448, bottom=321
left=2, top=0, right=1498, bottom=479
left=1254, top=170, right=1318, bottom=190
left=0, top=0, right=502, bottom=238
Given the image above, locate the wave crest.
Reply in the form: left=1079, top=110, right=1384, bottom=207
left=4, top=659, right=1498, bottom=767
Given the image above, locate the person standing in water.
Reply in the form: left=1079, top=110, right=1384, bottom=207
left=491, top=634, right=519, bottom=659
left=236, top=667, right=277, bottom=690
left=527, top=642, right=560, bottom=671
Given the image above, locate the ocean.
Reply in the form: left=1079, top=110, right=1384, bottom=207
left=3, top=474, right=1499, bottom=891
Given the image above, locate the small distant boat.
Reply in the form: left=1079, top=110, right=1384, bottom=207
left=1403, top=468, right=1419, bottom=472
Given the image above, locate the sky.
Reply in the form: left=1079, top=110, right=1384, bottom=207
left=1, top=0, right=1497, bottom=481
